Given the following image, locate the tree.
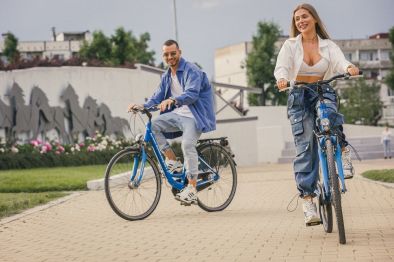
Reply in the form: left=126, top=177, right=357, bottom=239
left=79, top=31, right=112, bottom=63
left=340, top=78, right=382, bottom=126
left=246, top=21, right=286, bottom=106
left=385, top=26, right=394, bottom=91
left=2, top=32, right=20, bottom=64
left=130, top=32, right=155, bottom=66
left=79, top=28, right=155, bottom=66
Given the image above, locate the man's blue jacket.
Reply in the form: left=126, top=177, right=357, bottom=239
left=144, top=57, right=216, bottom=134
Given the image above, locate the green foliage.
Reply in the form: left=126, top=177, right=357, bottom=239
left=0, top=133, right=132, bottom=170
left=79, top=31, right=112, bottom=62
left=2, top=32, right=20, bottom=63
left=340, top=78, right=382, bottom=125
left=79, top=27, right=155, bottom=66
left=0, top=150, right=117, bottom=170
left=385, top=26, right=394, bottom=91
left=246, top=22, right=286, bottom=106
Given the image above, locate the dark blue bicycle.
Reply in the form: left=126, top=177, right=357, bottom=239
left=283, top=72, right=362, bottom=244
left=104, top=108, right=237, bottom=221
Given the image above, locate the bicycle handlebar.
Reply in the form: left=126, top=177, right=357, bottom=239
left=276, top=71, right=363, bottom=92
left=128, top=105, right=160, bottom=120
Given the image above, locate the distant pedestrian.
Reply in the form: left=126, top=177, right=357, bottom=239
left=381, top=126, right=392, bottom=159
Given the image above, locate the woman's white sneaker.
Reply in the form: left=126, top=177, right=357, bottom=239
left=303, top=198, right=321, bottom=226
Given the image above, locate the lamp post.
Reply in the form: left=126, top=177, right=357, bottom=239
left=173, top=0, right=179, bottom=42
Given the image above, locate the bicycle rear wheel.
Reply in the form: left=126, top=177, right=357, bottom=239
left=326, top=139, right=346, bottom=244
left=196, top=143, right=237, bottom=212
left=104, top=147, right=162, bottom=221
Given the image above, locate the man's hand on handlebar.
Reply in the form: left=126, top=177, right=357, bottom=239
left=159, top=99, right=175, bottom=112
left=127, top=104, right=144, bottom=113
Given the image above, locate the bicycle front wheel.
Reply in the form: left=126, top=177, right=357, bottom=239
left=196, top=143, right=237, bottom=212
left=104, top=147, right=162, bottom=221
left=326, top=139, right=346, bottom=244
left=317, top=183, right=333, bottom=233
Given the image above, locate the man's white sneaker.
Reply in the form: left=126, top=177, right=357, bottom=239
left=342, top=146, right=354, bottom=179
left=303, top=198, right=321, bottom=226
left=166, top=159, right=183, bottom=173
left=175, top=185, right=197, bottom=205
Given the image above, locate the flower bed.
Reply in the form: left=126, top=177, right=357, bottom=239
left=0, top=132, right=132, bottom=170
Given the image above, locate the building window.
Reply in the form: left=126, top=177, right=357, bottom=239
left=359, top=50, right=378, bottom=61
left=371, top=71, right=379, bottom=79
left=380, top=50, right=391, bottom=61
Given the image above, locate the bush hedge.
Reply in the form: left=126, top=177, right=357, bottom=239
left=0, top=150, right=119, bottom=170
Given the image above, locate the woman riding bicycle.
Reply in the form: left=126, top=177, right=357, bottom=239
left=274, top=3, right=359, bottom=225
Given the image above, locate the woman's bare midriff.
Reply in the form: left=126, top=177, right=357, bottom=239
left=296, top=75, right=323, bottom=83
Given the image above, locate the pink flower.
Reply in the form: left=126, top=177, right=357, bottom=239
left=55, top=151, right=61, bottom=155
left=87, top=145, right=96, bottom=152
left=58, top=145, right=65, bottom=152
left=30, top=140, right=40, bottom=147
left=40, top=146, right=48, bottom=153
left=44, top=142, right=52, bottom=151
left=79, top=142, right=85, bottom=147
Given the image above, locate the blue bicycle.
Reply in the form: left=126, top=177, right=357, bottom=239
left=284, top=72, right=362, bottom=244
left=104, top=108, right=237, bottom=221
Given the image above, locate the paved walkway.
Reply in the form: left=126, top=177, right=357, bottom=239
left=1, top=160, right=393, bottom=262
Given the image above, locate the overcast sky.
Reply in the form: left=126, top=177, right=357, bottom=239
left=1, top=0, right=393, bottom=78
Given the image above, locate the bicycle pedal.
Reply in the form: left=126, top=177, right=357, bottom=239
left=180, top=201, right=191, bottom=206
left=306, top=221, right=322, bottom=227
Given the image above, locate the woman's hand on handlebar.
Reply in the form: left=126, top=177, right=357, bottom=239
left=347, top=65, right=360, bottom=76
left=276, top=78, right=288, bottom=90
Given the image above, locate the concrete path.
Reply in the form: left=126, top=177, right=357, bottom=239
left=1, top=159, right=393, bottom=262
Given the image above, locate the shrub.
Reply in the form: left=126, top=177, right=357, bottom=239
left=0, top=132, right=132, bottom=170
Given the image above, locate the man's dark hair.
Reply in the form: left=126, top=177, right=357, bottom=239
left=163, top=39, right=179, bottom=48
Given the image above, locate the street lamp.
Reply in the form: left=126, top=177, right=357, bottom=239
left=172, top=0, right=179, bottom=42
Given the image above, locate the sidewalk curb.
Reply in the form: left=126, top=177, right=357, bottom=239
left=0, top=192, right=84, bottom=225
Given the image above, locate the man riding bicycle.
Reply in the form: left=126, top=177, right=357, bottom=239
left=128, top=39, right=216, bottom=205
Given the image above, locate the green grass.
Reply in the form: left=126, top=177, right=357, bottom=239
left=0, top=164, right=108, bottom=219
left=0, top=192, right=69, bottom=218
left=0, top=164, right=108, bottom=193
left=361, top=169, right=394, bottom=183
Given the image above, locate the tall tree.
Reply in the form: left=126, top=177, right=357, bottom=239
left=111, top=27, right=135, bottom=65
left=385, top=26, right=394, bottom=91
left=131, top=32, right=155, bottom=66
left=2, top=32, right=20, bottom=63
left=246, top=21, right=286, bottom=106
left=110, top=28, right=154, bottom=66
left=79, top=31, right=112, bottom=62
left=340, top=78, right=382, bottom=126
left=80, top=28, right=155, bottom=66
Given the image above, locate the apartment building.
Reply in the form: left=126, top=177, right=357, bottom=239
left=214, top=33, right=393, bottom=125
left=0, top=31, right=91, bottom=61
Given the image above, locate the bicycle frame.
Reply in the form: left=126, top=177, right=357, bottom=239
left=129, top=111, right=219, bottom=191
left=312, top=85, right=347, bottom=204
